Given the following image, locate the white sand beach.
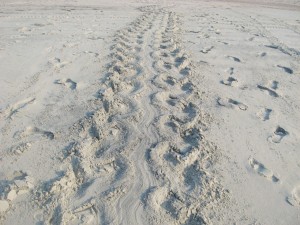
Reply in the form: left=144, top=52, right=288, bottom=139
left=0, top=0, right=299, bottom=224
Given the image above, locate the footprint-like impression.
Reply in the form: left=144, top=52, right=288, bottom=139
left=221, top=77, right=238, bottom=87
left=249, top=157, right=279, bottom=182
left=258, top=52, right=267, bottom=57
left=175, top=54, right=190, bottom=70
left=286, top=186, right=300, bottom=206
left=49, top=57, right=70, bottom=69
left=14, top=126, right=54, bottom=140
left=4, top=97, right=35, bottom=119
left=217, top=97, right=248, bottom=111
left=277, top=65, right=293, bottom=74
left=226, top=67, right=234, bottom=75
left=265, top=44, right=279, bottom=49
left=226, top=55, right=241, bottom=62
left=257, top=80, right=279, bottom=97
left=55, top=78, right=77, bottom=90
left=257, top=84, right=279, bottom=97
left=270, top=80, right=278, bottom=89
left=200, top=46, right=214, bottom=54
left=257, top=108, right=272, bottom=121
left=268, top=126, right=288, bottom=143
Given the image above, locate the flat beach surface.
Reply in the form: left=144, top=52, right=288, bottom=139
left=0, top=0, right=299, bottom=224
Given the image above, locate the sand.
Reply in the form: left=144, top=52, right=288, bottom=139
left=0, top=0, right=299, bottom=224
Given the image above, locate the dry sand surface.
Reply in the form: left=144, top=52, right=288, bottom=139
left=0, top=0, right=300, bottom=224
